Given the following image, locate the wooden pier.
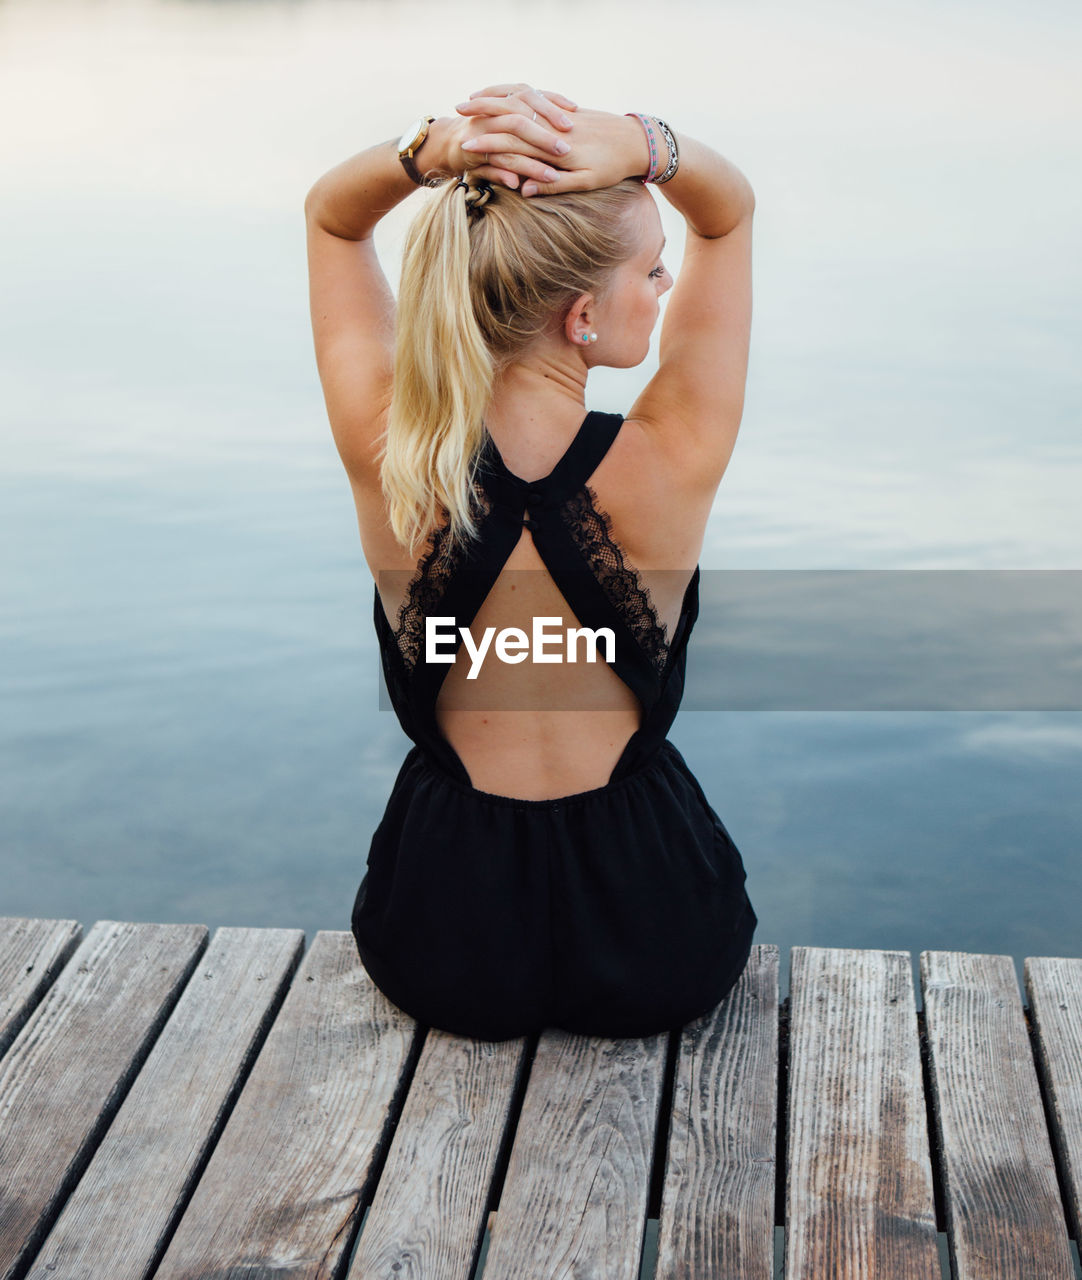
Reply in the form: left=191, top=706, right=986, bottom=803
left=1, top=918, right=1080, bottom=1279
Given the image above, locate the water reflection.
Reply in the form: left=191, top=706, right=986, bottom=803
left=2, top=0, right=1080, bottom=977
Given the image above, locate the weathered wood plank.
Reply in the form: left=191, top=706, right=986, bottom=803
left=346, top=1029, right=530, bottom=1280
left=654, top=944, right=779, bottom=1280
left=921, top=950, right=1075, bottom=1279
left=1025, top=956, right=1082, bottom=1246
left=0, top=917, right=82, bottom=1059
left=153, top=931, right=420, bottom=1279
left=480, top=1028, right=667, bottom=1280
left=23, top=926, right=304, bottom=1280
left=0, top=920, right=207, bottom=1280
left=786, top=947, right=939, bottom=1280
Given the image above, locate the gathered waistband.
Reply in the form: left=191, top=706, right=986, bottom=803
left=409, top=738, right=680, bottom=811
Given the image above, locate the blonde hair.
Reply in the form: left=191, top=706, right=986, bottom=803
left=379, top=176, right=648, bottom=559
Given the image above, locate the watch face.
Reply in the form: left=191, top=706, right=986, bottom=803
left=398, top=118, right=426, bottom=153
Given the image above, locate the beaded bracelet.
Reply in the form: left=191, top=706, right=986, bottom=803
left=625, top=112, right=660, bottom=184
left=652, top=118, right=680, bottom=184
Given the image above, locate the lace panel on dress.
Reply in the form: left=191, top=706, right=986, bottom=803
left=392, top=488, right=493, bottom=671
left=559, top=484, right=670, bottom=673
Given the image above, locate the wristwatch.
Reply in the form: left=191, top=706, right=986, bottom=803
left=398, top=115, right=437, bottom=186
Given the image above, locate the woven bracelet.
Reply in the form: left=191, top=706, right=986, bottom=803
left=652, top=118, right=679, bottom=184
left=625, top=112, right=660, bottom=184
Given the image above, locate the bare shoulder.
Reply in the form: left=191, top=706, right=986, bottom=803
left=590, top=415, right=724, bottom=568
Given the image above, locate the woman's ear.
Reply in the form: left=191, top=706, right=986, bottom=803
left=563, top=293, right=595, bottom=348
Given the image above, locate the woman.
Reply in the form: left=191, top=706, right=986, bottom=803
left=305, top=82, right=757, bottom=1040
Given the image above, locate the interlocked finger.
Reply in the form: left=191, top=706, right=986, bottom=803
left=467, top=83, right=577, bottom=112
left=462, top=115, right=569, bottom=156
left=468, top=81, right=533, bottom=99
left=482, top=150, right=562, bottom=183
left=460, top=86, right=575, bottom=134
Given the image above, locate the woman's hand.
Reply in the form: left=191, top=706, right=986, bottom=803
left=456, top=90, right=651, bottom=197
left=449, top=82, right=578, bottom=189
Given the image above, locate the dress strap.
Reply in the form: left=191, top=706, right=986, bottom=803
left=479, top=410, right=624, bottom=510
left=544, top=411, right=624, bottom=502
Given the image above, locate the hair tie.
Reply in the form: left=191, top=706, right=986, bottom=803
left=457, top=177, right=494, bottom=212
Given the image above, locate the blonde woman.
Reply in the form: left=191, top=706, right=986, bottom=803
left=305, top=82, right=757, bottom=1040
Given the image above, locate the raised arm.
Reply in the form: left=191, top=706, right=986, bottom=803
left=458, top=103, right=755, bottom=492
left=631, top=129, right=755, bottom=491
left=304, top=89, right=577, bottom=489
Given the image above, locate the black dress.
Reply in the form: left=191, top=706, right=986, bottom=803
left=352, top=409, right=757, bottom=1040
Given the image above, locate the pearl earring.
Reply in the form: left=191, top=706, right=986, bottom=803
left=581, top=332, right=598, bottom=344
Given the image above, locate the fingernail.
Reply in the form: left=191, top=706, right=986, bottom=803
left=543, top=167, right=558, bottom=182
left=522, top=182, right=537, bottom=197
left=560, top=113, right=573, bottom=127
left=554, top=140, right=570, bottom=155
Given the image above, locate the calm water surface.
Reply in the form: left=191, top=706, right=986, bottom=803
left=2, top=0, right=1081, bottom=1001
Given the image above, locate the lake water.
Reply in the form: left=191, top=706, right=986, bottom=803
left=2, top=0, right=1080, bottom=1005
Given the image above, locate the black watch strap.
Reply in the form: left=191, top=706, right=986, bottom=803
left=399, top=115, right=437, bottom=186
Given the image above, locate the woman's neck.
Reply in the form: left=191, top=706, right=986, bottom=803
left=484, top=347, right=590, bottom=482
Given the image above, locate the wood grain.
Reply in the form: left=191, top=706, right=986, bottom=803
left=480, top=1028, right=667, bottom=1280
left=921, top=949, right=1074, bottom=1279
left=346, top=1029, right=530, bottom=1280
left=786, top=947, right=939, bottom=1280
left=0, top=917, right=81, bottom=1058
left=7, top=920, right=1079, bottom=1279
left=23, top=926, right=304, bottom=1280
left=654, top=944, right=779, bottom=1280
left=0, top=920, right=207, bottom=1280
left=1025, top=956, right=1082, bottom=1245
left=152, top=931, right=420, bottom=1279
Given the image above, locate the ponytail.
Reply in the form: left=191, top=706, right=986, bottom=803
left=380, top=175, right=646, bottom=559
left=380, top=181, right=493, bottom=560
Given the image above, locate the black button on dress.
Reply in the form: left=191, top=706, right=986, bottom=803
left=352, top=410, right=757, bottom=1040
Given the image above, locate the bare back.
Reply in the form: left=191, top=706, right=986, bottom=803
left=306, top=112, right=753, bottom=799
left=355, top=410, right=715, bottom=799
